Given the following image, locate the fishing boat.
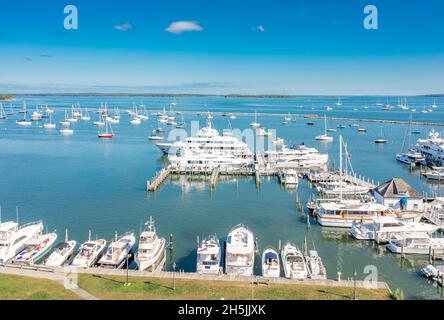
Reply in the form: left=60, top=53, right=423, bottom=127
left=15, top=231, right=58, bottom=265
left=98, top=117, right=114, bottom=139
left=315, top=115, right=333, bottom=142
left=261, top=246, right=280, bottom=278
left=196, top=235, right=221, bottom=275
left=44, top=229, right=77, bottom=267
left=281, top=242, right=308, bottom=279
left=70, top=233, right=107, bottom=268
left=98, top=231, right=136, bottom=269
left=249, top=111, right=260, bottom=128
left=0, top=218, right=43, bottom=264
left=305, top=250, right=327, bottom=280
left=387, top=232, right=444, bottom=255
left=374, top=127, right=387, bottom=144
left=351, top=216, right=439, bottom=242
left=225, top=224, right=255, bottom=277
left=43, top=112, right=56, bottom=129
left=134, top=217, right=166, bottom=272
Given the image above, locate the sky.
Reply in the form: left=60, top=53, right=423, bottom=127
left=0, top=0, right=443, bottom=95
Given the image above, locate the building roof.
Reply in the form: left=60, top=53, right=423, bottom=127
left=374, top=178, right=423, bottom=199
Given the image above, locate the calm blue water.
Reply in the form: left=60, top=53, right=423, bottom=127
left=1, top=95, right=444, bottom=299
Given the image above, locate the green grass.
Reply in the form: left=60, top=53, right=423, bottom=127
left=78, top=274, right=391, bottom=300
left=0, top=273, right=81, bottom=300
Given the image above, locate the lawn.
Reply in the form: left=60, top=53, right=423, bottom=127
left=78, top=274, right=391, bottom=300
left=0, top=273, right=81, bottom=300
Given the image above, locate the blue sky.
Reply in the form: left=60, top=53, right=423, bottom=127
left=0, top=0, right=443, bottom=95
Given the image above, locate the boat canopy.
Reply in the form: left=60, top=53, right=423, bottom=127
left=265, top=252, right=278, bottom=260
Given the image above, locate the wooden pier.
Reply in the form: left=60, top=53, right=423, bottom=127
left=146, top=166, right=173, bottom=192
left=210, top=167, right=220, bottom=189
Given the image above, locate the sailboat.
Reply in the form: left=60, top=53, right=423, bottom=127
left=431, top=99, right=438, bottom=109
left=0, top=103, right=6, bottom=119
left=67, top=105, right=78, bottom=123
left=249, top=111, right=260, bottom=128
left=175, top=113, right=186, bottom=128
left=16, top=111, right=32, bottom=126
left=315, top=115, right=333, bottom=141
left=335, top=97, right=343, bottom=106
left=395, top=114, right=424, bottom=166
left=43, top=112, right=56, bottom=129
left=93, top=114, right=105, bottom=126
left=81, top=108, right=90, bottom=121
left=374, top=127, right=387, bottom=144
left=60, top=111, right=70, bottom=126
left=98, top=117, right=114, bottom=139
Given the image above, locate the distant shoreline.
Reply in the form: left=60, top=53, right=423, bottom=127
left=4, top=93, right=444, bottom=98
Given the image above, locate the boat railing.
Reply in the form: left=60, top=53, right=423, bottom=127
left=19, top=220, right=43, bottom=229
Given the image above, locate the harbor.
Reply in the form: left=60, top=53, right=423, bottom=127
left=1, top=94, right=444, bottom=299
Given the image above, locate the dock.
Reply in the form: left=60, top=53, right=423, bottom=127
left=306, top=170, right=376, bottom=190
left=422, top=210, right=444, bottom=231
left=146, top=166, right=173, bottom=192
left=210, top=167, right=220, bottom=189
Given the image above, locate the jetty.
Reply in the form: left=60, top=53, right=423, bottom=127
left=146, top=166, right=173, bottom=192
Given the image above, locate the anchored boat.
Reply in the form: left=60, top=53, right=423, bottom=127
left=70, top=233, right=107, bottom=268
left=44, top=229, right=76, bottom=267
left=15, top=231, right=58, bottom=265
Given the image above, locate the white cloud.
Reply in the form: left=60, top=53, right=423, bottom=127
left=165, top=21, right=203, bottom=34
left=252, top=25, right=266, bottom=32
left=114, top=22, right=133, bottom=31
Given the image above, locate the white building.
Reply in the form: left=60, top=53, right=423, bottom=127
left=373, top=178, right=424, bottom=212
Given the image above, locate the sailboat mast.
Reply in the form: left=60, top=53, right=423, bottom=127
left=339, top=135, right=343, bottom=200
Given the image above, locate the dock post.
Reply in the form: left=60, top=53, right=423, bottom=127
left=401, top=245, right=405, bottom=259
left=337, top=271, right=341, bottom=281
left=278, top=239, right=281, bottom=251
left=429, top=246, right=432, bottom=264
left=306, top=214, right=311, bottom=229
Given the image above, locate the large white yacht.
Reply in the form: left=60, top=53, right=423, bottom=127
left=225, top=224, right=255, bottom=277
left=415, top=130, right=444, bottom=166
left=316, top=200, right=392, bottom=228
left=0, top=220, right=43, bottom=264
left=134, top=217, right=166, bottom=272
left=162, top=119, right=254, bottom=171
left=196, top=235, right=221, bottom=275
left=351, top=216, right=439, bottom=242
left=264, top=144, right=329, bottom=170
left=387, top=232, right=444, bottom=255
left=98, top=231, right=136, bottom=269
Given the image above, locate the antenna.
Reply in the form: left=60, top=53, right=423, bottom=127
left=65, top=228, right=68, bottom=242
left=16, top=206, right=19, bottom=224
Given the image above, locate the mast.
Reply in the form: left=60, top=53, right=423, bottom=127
left=65, top=229, right=68, bottom=242
left=339, top=135, right=343, bottom=200
left=88, top=229, right=92, bottom=241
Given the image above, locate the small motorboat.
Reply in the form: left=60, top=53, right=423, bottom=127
left=281, top=242, right=308, bottom=279
left=261, top=246, right=280, bottom=278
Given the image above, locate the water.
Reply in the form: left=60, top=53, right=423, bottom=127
left=1, top=95, right=444, bottom=299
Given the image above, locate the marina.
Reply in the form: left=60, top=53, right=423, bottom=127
left=1, top=95, right=444, bottom=299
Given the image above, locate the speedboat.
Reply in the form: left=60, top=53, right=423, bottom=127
left=15, top=232, right=58, bottom=265
left=225, top=224, right=255, bottom=277
left=70, top=236, right=107, bottom=268
left=305, top=250, right=327, bottom=280
left=261, top=246, right=280, bottom=278
left=44, top=230, right=76, bottom=267
left=351, top=216, right=438, bottom=242
left=281, top=242, right=308, bottom=279
left=196, top=235, right=221, bottom=275
left=0, top=220, right=43, bottom=264
left=134, top=217, right=166, bottom=272
left=98, top=231, right=136, bottom=269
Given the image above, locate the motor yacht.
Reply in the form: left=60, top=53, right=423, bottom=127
left=225, top=224, right=255, bottom=277
left=98, top=231, right=136, bottom=269
left=196, top=235, right=221, bottom=275
left=134, top=217, right=166, bottom=272
left=281, top=242, right=308, bottom=279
